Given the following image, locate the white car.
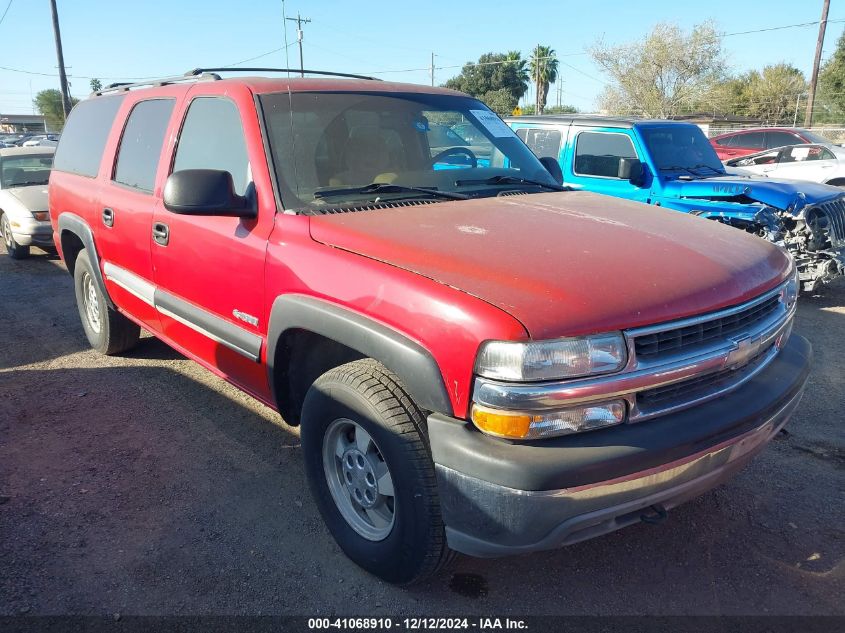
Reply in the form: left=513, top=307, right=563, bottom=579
left=725, top=143, right=845, bottom=187
left=0, top=147, right=55, bottom=259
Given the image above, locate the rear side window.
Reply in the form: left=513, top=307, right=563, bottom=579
left=766, top=131, right=802, bottom=148
left=113, top=99, right=175, bottom=193
left=574, top=131, right=637, bottom=178
left=516, top=128, right=562, bottom=159
left=53, top=95, right=125, bottom=178
left=714, top=135, right=735, bottom=146
left=173, top=98, right=250, bottom=195
left=736, top=131, right=764, bottom=149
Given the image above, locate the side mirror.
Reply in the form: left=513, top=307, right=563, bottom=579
left=163, top=169, right=256, bottom=218
left=539, top=156, right=563, bottom=185
left=617, top=157, right=644, bottom=183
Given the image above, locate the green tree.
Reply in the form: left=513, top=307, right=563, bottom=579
left=33, top=89, right=79, bottom=131
left=480, top=88, right=518, bottom=116
left=90, top=78, right=102, bottom=93
left=445, top=52, right=529, bottom=103
left=590, top=22, right=723, bottom=118
left=528, top=45, right=559, bottom=114
left=742, top=64, right=806, bottom=124
left=817, top=29, right=845, bottom=122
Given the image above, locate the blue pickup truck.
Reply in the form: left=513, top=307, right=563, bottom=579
left=505, top=115, right=845, bottom=291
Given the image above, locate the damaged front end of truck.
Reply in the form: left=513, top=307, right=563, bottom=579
left=662, top=179, right=845, bottom=292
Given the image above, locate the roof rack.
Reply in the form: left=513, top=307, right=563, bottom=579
left=92, top=67, right=381, bottom=97
left=186, top=67, right=382, bottom=81
left=94, top=72, right=221, bottom=96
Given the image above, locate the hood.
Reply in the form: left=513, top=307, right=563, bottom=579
left=6, top=184, right=49, bottom=212
left=309, top=192, right=791, bottom=339
left=661, top=174, right=843, bottom=212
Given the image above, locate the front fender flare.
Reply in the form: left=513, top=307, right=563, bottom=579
left=266, top=294, right=453, bottom=416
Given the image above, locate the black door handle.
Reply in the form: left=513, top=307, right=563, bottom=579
left=102, top=207, right=114, bottom=228
left=152, top=222, right=170, bottom=246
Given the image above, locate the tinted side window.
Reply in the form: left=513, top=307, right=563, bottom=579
left=53, top=95, right=125, bottom=178
left=766, top=131, right=802, bottom=148
left=574, top=131, right=637, bottom=178
left=736, top=132, right=764, bottom=149
left=113, top=99, right=175, bottom=193
left=518, top=128, right=562, bottom=159
left=715, top=135, right=735, bottom=146
left=173, top=98, right=250, bottom=195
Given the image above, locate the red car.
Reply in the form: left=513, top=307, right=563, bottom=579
left=711, top=127, right=834, bottom=160
left=49, top=69, right=809, bottom=584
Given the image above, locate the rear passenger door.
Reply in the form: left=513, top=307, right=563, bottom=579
left=97, top=97, right=176, bottom=330
left=151, top=90, right=275, bottom=400
left=514, top=125, right=566, bottom=167
left=563, top=129, right=650, bottom=204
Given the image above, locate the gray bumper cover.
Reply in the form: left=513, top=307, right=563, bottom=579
left=429, top=335, right=811, bottom=557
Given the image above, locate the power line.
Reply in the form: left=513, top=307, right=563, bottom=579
left=0, top=0, right=13, bottom=28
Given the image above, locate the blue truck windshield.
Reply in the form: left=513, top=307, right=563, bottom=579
left=640, top=126, right=725, bottom=177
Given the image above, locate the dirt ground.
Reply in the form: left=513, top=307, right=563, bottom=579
left=0, top=244, right=843, bottom=617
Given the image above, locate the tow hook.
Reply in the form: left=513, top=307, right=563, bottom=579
left=640, top=504, right=668, bottom=525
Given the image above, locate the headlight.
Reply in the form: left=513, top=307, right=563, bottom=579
left=471, top=400, right=626, bottom=439
left=475, top=333, right=627, bottom=381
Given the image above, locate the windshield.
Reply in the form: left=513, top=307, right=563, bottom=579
left=259, top=91, right=556, bottom=211
left=640, top=125, right=725, bottom=177
left=0, top=154, right=53, bottom=188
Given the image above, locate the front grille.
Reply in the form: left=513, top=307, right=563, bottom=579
left=812, top=197, right=845, bottom=246
left=637, top=343, right=774, bottom=413
left=634, top=294, right=781, bottom=361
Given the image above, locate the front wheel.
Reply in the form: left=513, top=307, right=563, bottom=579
left=1, top=212, right=30, bottom=259
left=300, top=359, right=453, bottom=585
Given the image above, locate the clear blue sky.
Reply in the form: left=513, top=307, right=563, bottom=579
left=1, top=0, right=843, bottom=114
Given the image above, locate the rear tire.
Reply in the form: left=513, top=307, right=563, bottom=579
left=73, top=249, right=140, bottom=354
left=300, top=359, right=453, bottom=585
left=1, top=212, right=30, bottom=259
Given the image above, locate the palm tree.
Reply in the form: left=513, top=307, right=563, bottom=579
left=504, top=50, right=530, bottom=98
left=529, top=45, right=559, bottom=114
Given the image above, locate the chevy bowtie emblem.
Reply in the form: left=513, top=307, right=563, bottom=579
left=232, top=309, right=259, bottom=327
left=725, top=335, right=762, bottom=369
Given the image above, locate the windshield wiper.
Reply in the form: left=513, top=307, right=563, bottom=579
left=689, top=163, right=724, bottom=175
left=313, top=182, right=468, bottom=201
left=454, top=175, right=566, bottom=191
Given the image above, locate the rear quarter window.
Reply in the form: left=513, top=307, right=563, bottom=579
left=53, top=95, right=125, bottom=178
left=515, top=127, right=562, bottom=159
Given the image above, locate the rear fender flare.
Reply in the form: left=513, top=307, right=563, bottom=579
left=57, top=212, right=114, bottom=309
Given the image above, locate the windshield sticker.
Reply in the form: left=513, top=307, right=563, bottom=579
left=470, top=109, right=513, bottom=138
left=413, top=118, right=430, bottom=132
left=792, top=147, right=811, bottom=160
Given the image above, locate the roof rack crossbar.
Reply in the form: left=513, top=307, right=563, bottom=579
left=94, top=72, right=222, bottom=96
left=187, top=67, right=382, bottom=81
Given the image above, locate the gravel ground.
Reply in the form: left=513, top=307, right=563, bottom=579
left=0, top=243, right=843, bottom=617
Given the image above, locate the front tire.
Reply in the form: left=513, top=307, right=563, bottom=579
left=73, top=249, right=140, bottom=354
left=300, top=359, right=453, bottom=585
left=1, top=212, right=30, bottom=259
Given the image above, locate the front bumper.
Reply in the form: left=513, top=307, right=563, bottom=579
left=11, top=217, right=53, bottom=247
left=429, top=334, right=811, bottom=557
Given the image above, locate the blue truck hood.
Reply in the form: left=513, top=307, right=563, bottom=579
left=661, top=175, right=843, bottom=213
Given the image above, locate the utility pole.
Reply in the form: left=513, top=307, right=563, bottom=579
left=534, top=44, right=540, bottom=115
left=805, top=0, right=830, bottom=128
left=49, top=0, right=72, bottom=118
left=285, top=12, right=311, bottom=77
left=430, top=52, right=435, bottom=86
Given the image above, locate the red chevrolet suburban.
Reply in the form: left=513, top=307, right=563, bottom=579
left=49, top=69, right=811, bottom=585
